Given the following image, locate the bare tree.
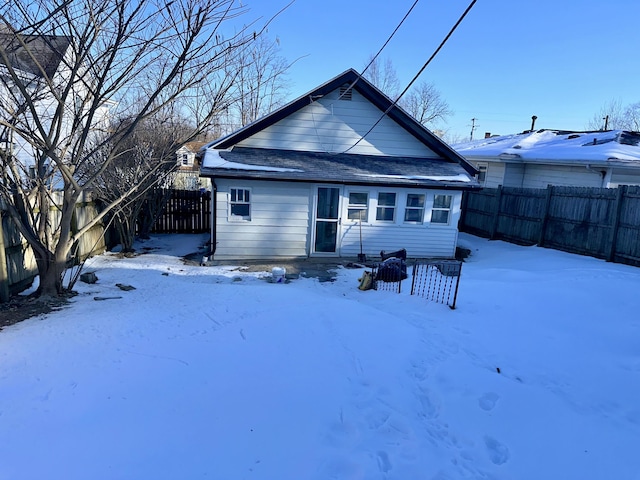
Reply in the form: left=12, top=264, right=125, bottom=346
left=231, top=34, right=291, bottom=127
left=0, top=0, right=261, bottom=298
left=91, top=114, right=191, bottom=253
left=362, top=55, right=401, bottom=101
left=361, top=56, right=451, bottom=129
left=587, top=99, right=627, bottom=131
left=587, top=99, right=640, bottom=131
left=401, top=81, right=452, bottom=127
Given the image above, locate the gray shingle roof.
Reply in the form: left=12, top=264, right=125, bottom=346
left=205, top=69, right=478, bottom=177
left=200, top=147, right=479, bottom=189
left=0, top=33, right=71, bottom=78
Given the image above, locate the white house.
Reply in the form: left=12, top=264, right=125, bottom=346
left=199, top=69, right=480, bottom=260
left=454, top=129, right=640, bottom=189
left=174, top=141, right=210, bottom=191
left=0, top=31, right=111, bottom=181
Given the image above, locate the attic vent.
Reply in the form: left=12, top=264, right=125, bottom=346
left=339, top=84, right=353, bottom=101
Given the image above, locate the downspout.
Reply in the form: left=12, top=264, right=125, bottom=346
left=209, top=179, right=217, bottom=259
left=586, top=164, right=608, bottom=188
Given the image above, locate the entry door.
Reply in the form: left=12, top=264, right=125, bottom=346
left=313, top=187, right=341, bottom=254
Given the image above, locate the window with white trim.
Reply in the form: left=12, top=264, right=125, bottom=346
left=376, top=192, right=396, bottom=222
left=430, top=194, right=452, bottom=225
left=347, top=192, right=368, bottom=221
left=404, top=193, right=425, bottom=223
left=229, top=188, right=251, bottom=221
left=476, top=163, right=487, bottom=185
left=182, top=153, right=189, bottom=166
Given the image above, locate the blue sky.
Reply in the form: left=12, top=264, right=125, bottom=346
left=239, top=0, right=640, bottom=141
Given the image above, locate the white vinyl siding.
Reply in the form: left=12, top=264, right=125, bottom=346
left=338, top=189, right=462, bottom=258
left=213, top=181, right=463, bottom=260
left=503, top=163, right=524, bottom=187
left=214, top=180, right=311, bottom=259
left=237, top=89, right=440, bottom=158
left=608, top=170, right=640, bottom=187
left=521, top=164, right=604, bottom=188
left=472, top=160, right=506, bottom=188
left=470, top=159, right=615, bottom=189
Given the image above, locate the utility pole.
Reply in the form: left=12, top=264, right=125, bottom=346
left=603, top=115, right=609, bottom=131
left=469, top=118, right=477, bottom=141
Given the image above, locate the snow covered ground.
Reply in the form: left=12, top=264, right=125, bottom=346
left=1, top=233, right=639, bottom=480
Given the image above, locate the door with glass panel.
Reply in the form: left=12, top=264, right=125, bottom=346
left=313, top=186, right=341, bottom=254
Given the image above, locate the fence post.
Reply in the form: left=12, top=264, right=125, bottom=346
left=538, top=185, right=554, bottom=247
left=607, top=185, right=626, bottom=262
left=0, top=212, right=10, bottom=303
left=459, top=191, right=469, bottom=231
left=490, top=185, right=503, bottom=239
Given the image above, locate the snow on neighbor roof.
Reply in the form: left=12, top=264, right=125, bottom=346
left=453, top=130, right=640, bottom=166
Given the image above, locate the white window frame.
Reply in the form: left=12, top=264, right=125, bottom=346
left=430, top=194, right=452, bottom=225
left=229, top=187, right=251, bottom=221
left=347, top=191, right=369, bottom=223
left=181, top=153, right=189, bottom=166
left=376, top=192, right=397, bottom=222
left=476, top=163, right=488, bottom=186
left=404, top=193, right=425, bottom=224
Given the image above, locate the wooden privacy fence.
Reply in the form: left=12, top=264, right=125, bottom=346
left=460, top=185, right=640, bottom=266
left=151, top=189, right=211, bottom=234
left=1, top=192, right=106, bottom=302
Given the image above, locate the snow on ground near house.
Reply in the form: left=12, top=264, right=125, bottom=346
left=1, top=233, right=640, bottom=480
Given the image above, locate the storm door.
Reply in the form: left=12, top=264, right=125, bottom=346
left=313, top=187, right=341, bottom=254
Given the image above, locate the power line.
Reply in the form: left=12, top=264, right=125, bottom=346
left=337, top=0, right=420, bottom=101
left=342, top=0, right=478, bottom=154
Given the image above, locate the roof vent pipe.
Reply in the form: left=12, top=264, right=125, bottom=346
left=530, top=115, right=538, bottom=132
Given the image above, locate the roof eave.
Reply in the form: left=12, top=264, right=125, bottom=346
left=199, top=168, right=480, bottom=190
left=205, top=69, right=478, bottom=176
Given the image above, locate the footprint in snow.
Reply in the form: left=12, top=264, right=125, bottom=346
left=376, top=451, right=392, bottom=473
left=478, top=392, right=500, bottom=411
left=484, top=435, right=510, bottom=465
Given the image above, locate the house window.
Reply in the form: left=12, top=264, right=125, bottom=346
left=430, top=194, right=452, bottom=225
left=229, top=188, right=251, bottom=220
left=404, top=193, right=425, bottom=223
left=376, top=192, right=396, bottom=222
left=347, top=192, right=368, bottom=221
left=476, top=163, right=487, bottom=185
left=182, top=153, right=189, bottom=166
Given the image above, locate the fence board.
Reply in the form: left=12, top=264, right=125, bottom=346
left=460, top=185, right=640, bottom=267
left=151, top=189, right=210, bottom=234
left=1, top=197, right=106, bottom=299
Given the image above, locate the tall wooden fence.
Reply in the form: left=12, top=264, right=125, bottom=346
left=151, top=189, right=211, bottom=234
left=1, top=192, right=106, bottom=301
left=460, top=185, right=640, bottom=266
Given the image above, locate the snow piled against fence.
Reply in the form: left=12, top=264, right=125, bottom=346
left=1, top=233, right=639, bottom=479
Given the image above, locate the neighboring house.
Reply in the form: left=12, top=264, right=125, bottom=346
left=174, top=141, right=210, bottom=191
left=199, top=69, right=479, bottom=260
left=0, top=31, right=110, bottom=178
left=454, top=129, right=640, bottom=189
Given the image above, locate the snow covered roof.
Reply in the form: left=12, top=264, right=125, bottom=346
left=201, top=147, right=476, bottom=188
left=453, top=130, right=640, bottom=167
